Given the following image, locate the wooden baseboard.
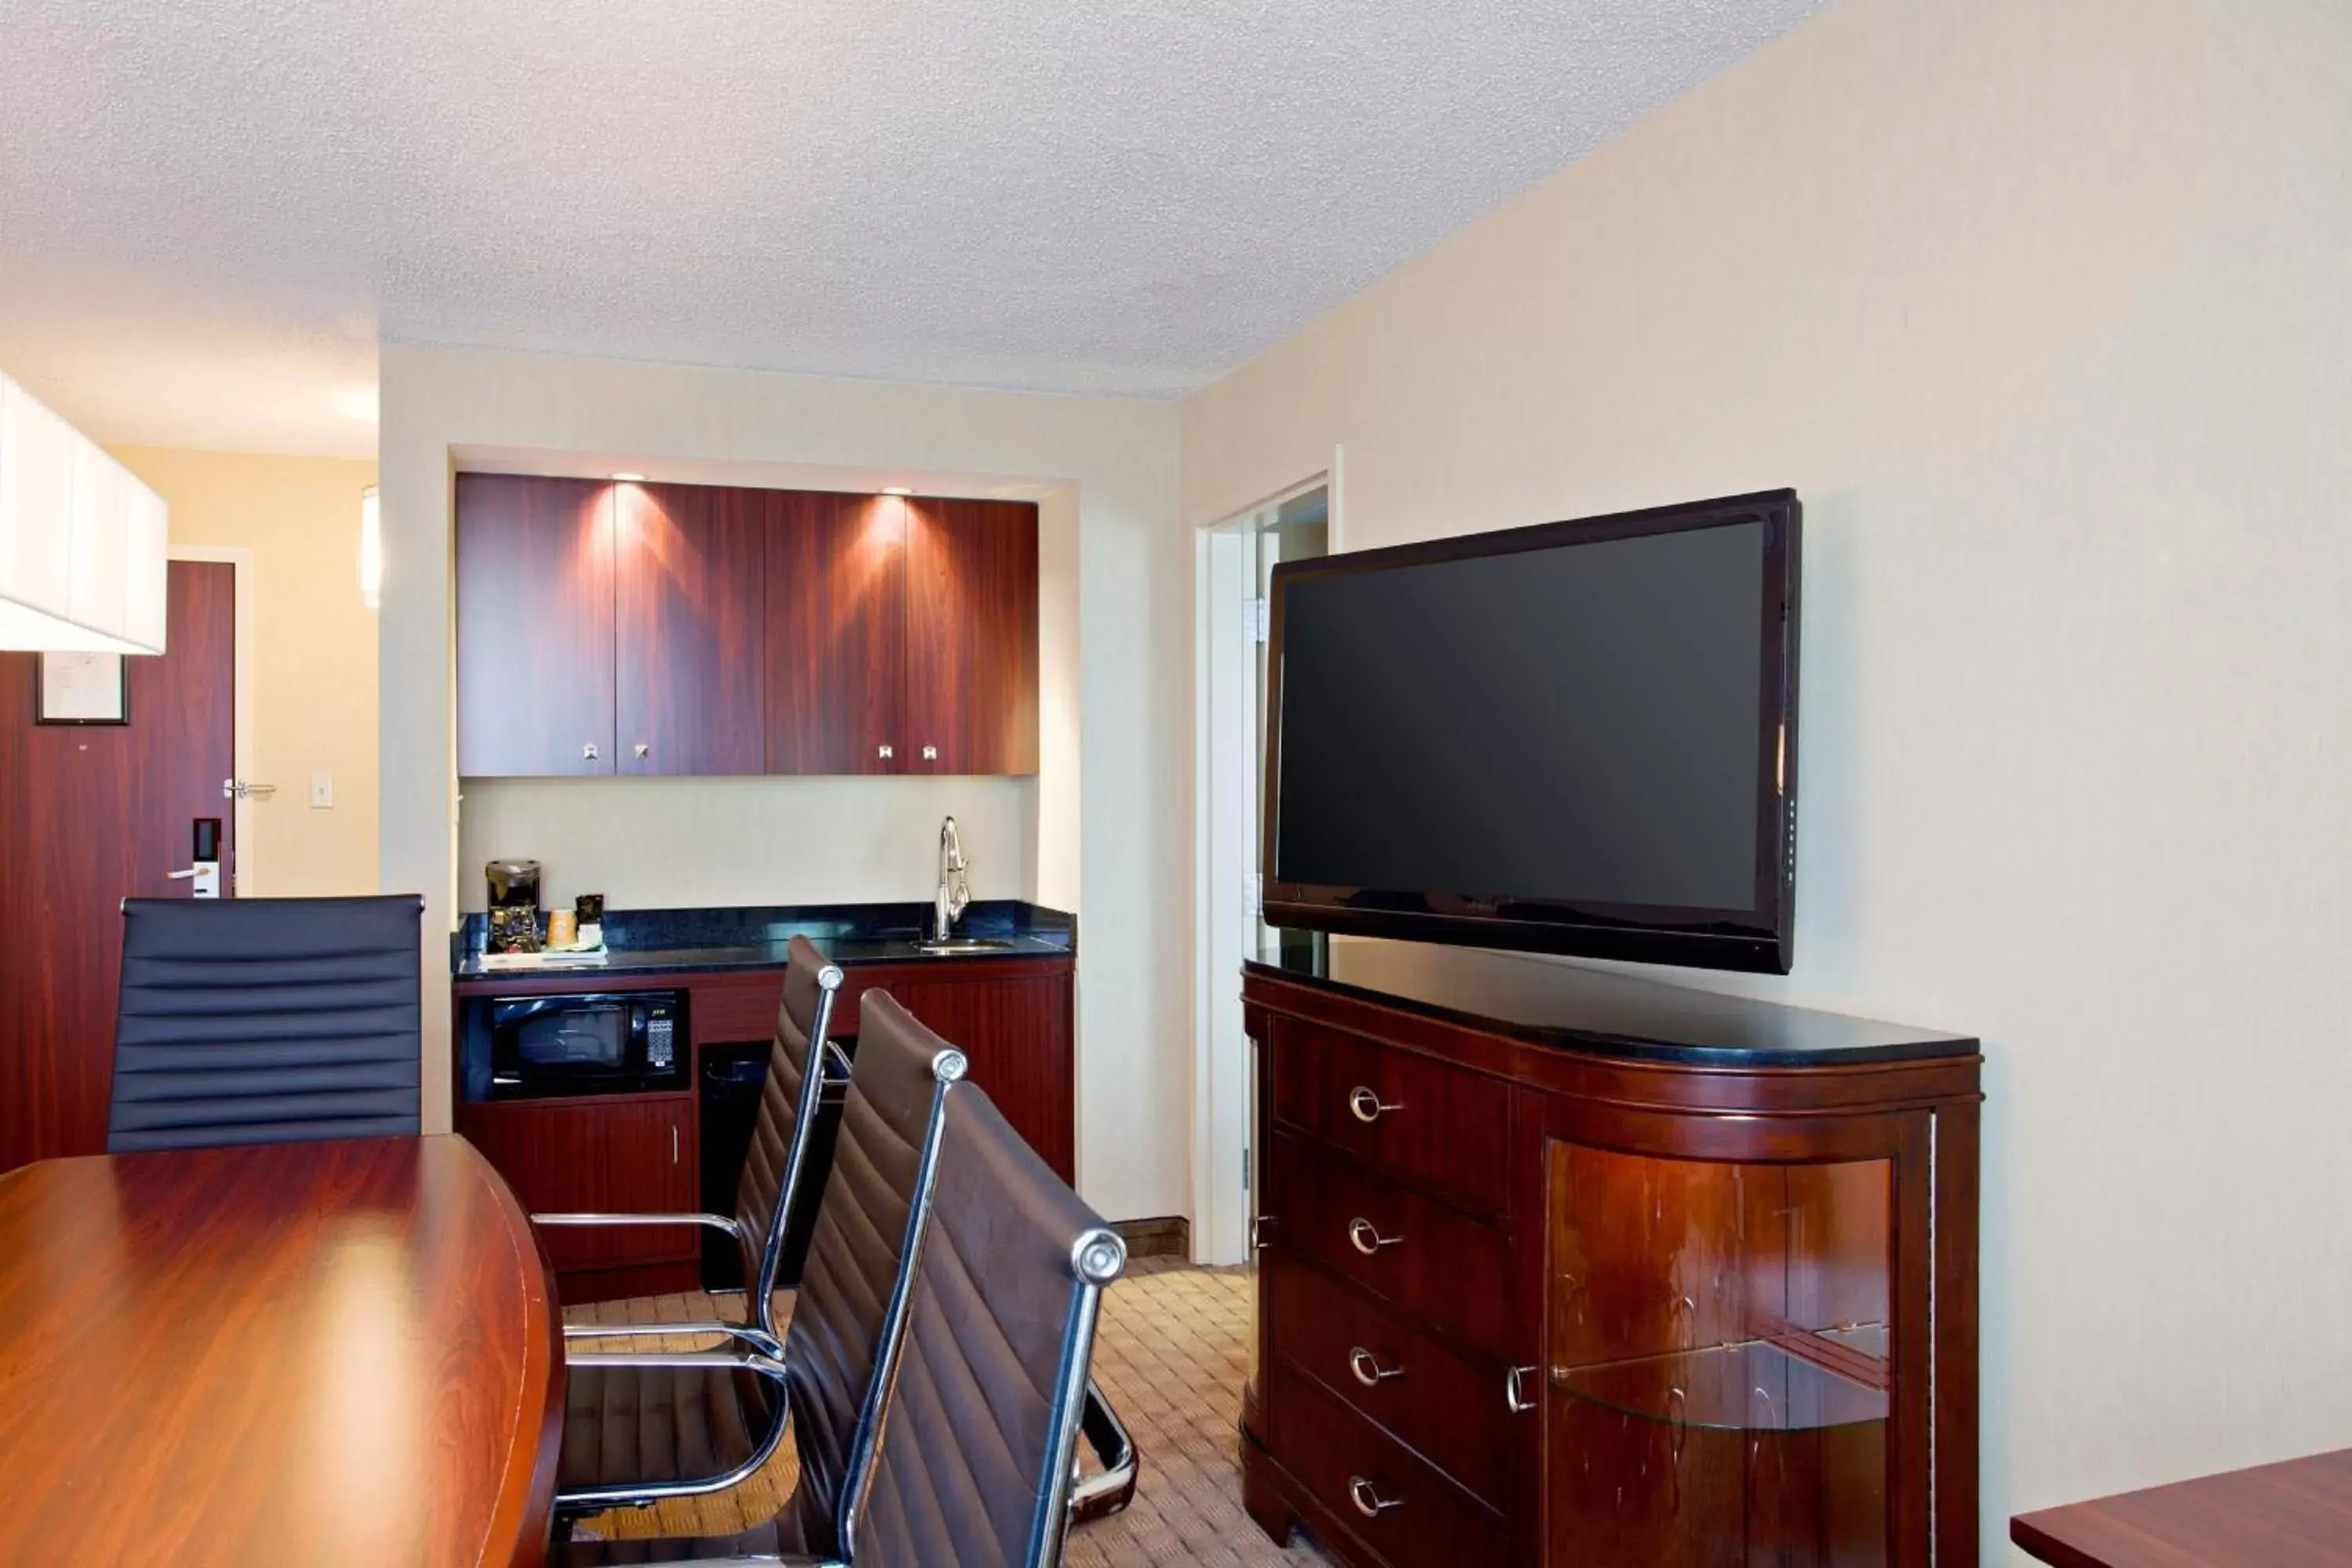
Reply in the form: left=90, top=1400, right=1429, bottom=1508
left=1112, top=1215, right=1189, bottom=1259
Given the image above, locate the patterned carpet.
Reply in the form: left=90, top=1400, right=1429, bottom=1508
left=568, top=1259, right=1336, bottom=1565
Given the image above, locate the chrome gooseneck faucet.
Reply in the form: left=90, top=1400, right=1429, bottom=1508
left=933, top=815, right=971, bottom=942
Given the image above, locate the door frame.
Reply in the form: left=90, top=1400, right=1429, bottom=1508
left=165, top=545, right=256, bottom=895
left=1189, top=450, right=1345, bottom=1265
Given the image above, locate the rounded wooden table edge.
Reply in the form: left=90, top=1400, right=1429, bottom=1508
left=461, top=1134, right=568, bottom=1567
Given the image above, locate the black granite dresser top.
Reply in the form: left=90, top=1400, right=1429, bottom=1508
left=1246, top=937, right=1973, bottom=1066
left=453, top=898, right=1073, bottom=980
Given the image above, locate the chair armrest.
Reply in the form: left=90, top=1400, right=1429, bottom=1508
left=533, top=1210, right=743, bottom=1240
left=554, top=1349, right=793, bottom=1514
left=1069, top=1380, right=1138, bottom=1524
left=562, top=1320, right=783, bottom=1358
left=822, top=1040, right=853, bottom=1080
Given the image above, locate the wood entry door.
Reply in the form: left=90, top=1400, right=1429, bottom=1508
left=0, top=560, right=238, bottom=1171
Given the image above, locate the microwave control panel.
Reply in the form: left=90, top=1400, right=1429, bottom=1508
left=646, top=1009, right=677, bottom=1071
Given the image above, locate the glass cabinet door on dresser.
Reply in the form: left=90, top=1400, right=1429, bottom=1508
left=1523, top=1098, right=1940, bottom=1568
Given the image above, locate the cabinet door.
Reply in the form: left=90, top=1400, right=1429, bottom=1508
left=458, top=1097, right=695, bottom=1272
left=876, top=967, right=1073, bottom=1181
left=455, top=474, right=615, bottom=776
left=615, top=482, right=766, bottom=775
left=902, top=498, right=1039, bottom=775
left=766, top=491, right=908, bottom=774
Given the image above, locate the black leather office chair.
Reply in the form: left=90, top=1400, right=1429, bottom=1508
left=540, top=936, right=845, bottom=1346
left=107, top=895, right=423, bottom=1153
left=561, top=1076, right=1132, bottom=1568
left=554, top=988, right=956, bottom=1536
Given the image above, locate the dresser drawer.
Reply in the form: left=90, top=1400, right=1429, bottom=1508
left=1265, top=1252, right=1512, bottom=1508
left=1264, top=1127, right=1512, bottom=1363
left=1267, top=1359, right=1508, bottom=1568
left=1270, top=1018, right=1509, bottom=1214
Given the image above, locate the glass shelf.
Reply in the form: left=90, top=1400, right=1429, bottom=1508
left=1551, top=1338, right=1889, bottom=1433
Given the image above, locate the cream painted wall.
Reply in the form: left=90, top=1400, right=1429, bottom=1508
left=1181, top=0, right=2352, bottom=1547
left=379, top=343, right=1186, bottom=1222
left=115, top=446, right=380, bottom=895
left=457, top=775, right=1035, bottom=913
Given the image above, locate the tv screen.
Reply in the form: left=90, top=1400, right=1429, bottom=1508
left=1263, top=489, right=1798, bottom=973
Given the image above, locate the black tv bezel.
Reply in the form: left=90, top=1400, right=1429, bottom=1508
left=1260, top=488, right=1801, bottom=975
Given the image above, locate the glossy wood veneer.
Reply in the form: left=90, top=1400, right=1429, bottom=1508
left=615, top=481, right=766, bottom=775
left=456, top=474, right=615, bottom=777
left=0, top=1137, right=562, bottom=1566
left=2013, top=1449, right=2352, bottom=1567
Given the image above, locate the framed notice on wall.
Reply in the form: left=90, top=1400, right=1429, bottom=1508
left=34, top=652, right=130, bottom=724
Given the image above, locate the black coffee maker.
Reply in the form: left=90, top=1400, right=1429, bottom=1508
left=486, top=859, right=542, bottom=953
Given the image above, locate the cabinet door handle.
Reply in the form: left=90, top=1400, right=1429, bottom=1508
left=1347, top=1476, right=1403, bottom=1518
left=921, top=744, right=938, bottom=761
left=1348, top=1085, right=1401, bottom=1123
left=633, top=742, right=650, bottom=760
left=582, top=742, right=599, bottom=760
left=1505, top=1364, right=1538, bottom=1414
left=1348, top=1348, right=1403, bottom=1386
left=671, top=1126, right=679, bottom=1165
left=878, top=744, right=895, bottom=760
left=1249, top=1214, right=1272, bottom=1251
left=1348, top=1217, right=1401, bottom=1255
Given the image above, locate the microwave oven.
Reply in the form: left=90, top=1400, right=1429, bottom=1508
left=470, top=990, right=690, bottom=1100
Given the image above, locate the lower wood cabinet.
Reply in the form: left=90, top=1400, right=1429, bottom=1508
left=456, top=1094, right=695, bottom=1296
left=454, top=953, right=1077, bottom=1304
left=833, top=956, right=1076, bottom=1182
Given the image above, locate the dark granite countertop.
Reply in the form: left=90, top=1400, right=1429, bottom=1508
left=453, top=899, right=1073, bottom=981
left=1246, top=936, right=1974, bottom=1066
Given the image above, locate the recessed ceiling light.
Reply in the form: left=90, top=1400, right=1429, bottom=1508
left=880, top=486, right=913, bottom=496
left=611, top=471, right=645, bottom=482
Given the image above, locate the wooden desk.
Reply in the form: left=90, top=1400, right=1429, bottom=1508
left=0, top=1136, right=563, bottom=1566
left=2013, top=1449, right=2352, bottom=1566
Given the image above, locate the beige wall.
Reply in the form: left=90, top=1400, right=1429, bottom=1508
left=456, top=775, right=1036, bottom=913
left=379, top=344, right=1188, bottom=1223
left=115, top=446, right=380, bottom=896
left=1181, top=0, right=2352, bottom=1547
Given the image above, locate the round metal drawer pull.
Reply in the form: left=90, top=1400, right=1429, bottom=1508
left=1348, top=1217, right=1402, bottom=1255
left=1348, top=1086, right=1401, bottom=1123
left=1348, top=1347, right=1403, bottom=1386
left=1347, top=1476, right=1403, bottom=1518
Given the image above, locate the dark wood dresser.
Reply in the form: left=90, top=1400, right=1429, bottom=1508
left=1240, top=939, right=1981, bottom=1568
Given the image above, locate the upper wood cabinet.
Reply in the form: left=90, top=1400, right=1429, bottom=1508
left=764, top=491, right=907, bottom=775
left=615, top=483, right=766, bottom=775
left=456, top=477, right=1039, bottom=778
left=903, top=498, right=1040, bottom=775
left=455, top=474, right=615, bottom=777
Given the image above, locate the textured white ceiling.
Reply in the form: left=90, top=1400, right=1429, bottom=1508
left=0, top=0, right=1820, bottom=456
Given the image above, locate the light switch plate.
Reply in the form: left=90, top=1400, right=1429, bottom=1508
left=310, top=773, right=334, bottom=808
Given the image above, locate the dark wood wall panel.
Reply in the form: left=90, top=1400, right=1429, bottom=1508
left=615, top=482, right=765, bottom=775
left=764, top=490, right=907, bottom=775
left=0, top=560, right=235, bottom=1171
left=456, top=474, right=615, bottom=777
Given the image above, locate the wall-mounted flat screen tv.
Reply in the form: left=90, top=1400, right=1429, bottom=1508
left=1263, top=488, right=1800, bottom=974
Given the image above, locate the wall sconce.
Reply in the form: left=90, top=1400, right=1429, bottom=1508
left=360, top=485, right=381, bottom=610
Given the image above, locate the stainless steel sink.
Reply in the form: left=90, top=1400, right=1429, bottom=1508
left=913, top=938, right=1018, bottom=956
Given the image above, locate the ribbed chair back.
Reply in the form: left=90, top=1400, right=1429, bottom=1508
left=772, top=989, right=966, bottom=1560
left=851, top=1083, right=1127, bottom=1568
left=731, top=935, right=843, bottom=1322
left=107, top=895, right=423, bottom=1153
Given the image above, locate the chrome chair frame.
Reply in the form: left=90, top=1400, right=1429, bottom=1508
left=606, top=1099, right=1129, bottom=1568
left=536, top=964, right=846, bottom=1357
left=542, top=960, right=853, bottom=1515
left=553, top=1040, right=962, bottom=1518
